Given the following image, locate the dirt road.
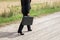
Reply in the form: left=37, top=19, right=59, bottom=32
left=0, top=12, right=60, bottom=40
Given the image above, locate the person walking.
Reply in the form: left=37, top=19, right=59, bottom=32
left=18, top=0, right=32, bottom=35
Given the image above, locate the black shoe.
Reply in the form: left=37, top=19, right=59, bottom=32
left=18, top=31, right=24, bottom=35
left=28, top=29, right=32, bottom=31
left=20, top=33, right=24, bottom=35
left=18, top=33, right=24, bottom=35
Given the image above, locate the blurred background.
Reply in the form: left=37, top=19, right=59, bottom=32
left=0, top=0, right=60, bottom=25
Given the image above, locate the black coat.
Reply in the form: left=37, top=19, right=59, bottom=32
left=21, top=0, right=31, bottom=14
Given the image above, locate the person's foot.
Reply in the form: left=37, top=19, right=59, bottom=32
left=28, top=29, right=32, bottom=31
left=18, top=31, right=24, bottom=35
left=20, top=32, right=24, bottom=35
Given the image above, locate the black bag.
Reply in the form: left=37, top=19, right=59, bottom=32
left=22, top=16, right=33, bottom=25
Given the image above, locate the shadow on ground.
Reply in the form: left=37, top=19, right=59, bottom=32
left=0, top=31, right=28, bottom=38
left=0, top=32, right=20, bottom=38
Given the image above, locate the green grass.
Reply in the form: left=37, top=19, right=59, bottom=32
left=30, top=6, right=60, bottom=17
left=0, top=4, right=60, bottom=25
left=0, top=14, right=22, bottom=24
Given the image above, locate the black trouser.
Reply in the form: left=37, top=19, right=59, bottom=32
left=18, top=14, right=31, bottom=33
left=18, top=0, right=31, bottom=33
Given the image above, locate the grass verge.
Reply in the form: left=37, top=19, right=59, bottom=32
left=0, top=4, right=60, bottom=25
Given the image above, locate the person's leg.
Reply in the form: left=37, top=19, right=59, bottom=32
left=18, top=21, right=24, bottom=35
left=25, top=14, right=32, bottom=31
left=23, top=13, right=32, bottom=31
left=18, top=22, right=24, bottom=33
left=27, top=25, right=32, bottom=31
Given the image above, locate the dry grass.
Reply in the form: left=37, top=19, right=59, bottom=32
left=0, top=0, right=60, bottom=15
left=0, top=0, right=60, bottom=24
left=0, top=2, right=20, bottom=14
